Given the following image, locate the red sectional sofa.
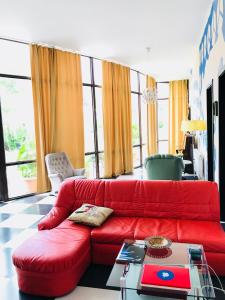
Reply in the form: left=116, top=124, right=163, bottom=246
left=13, top=179, right=225, bottom=297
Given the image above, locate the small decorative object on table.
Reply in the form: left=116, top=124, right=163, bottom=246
left=145, top=236, right=172, bottom=258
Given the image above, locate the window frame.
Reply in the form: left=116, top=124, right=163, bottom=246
left=157, top=81, right=169, bottom=153
left=131, top=70, right=144, bottom=169
left=0, top=73, right=36, bottom=201
left=82, top=56, right=103, bottom=179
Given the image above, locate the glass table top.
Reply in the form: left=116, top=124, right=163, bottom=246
left=107, top=242, right=215, bottom=299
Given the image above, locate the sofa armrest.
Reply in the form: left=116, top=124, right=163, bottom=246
left=73, top=168, right=85, bottom=176
left=38, top=206, right=69, bottom=230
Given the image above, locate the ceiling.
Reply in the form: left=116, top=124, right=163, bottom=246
left=0, top=0, right=212, bottom=80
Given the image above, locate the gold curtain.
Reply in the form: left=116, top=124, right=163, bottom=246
left=102, top=61, right=133, bottom=178
left=30, top=45, right=84, bottom=192
left=53, top=50, right=84, bottom=168
left=169, top=80, right=188, bottom=154
left=146, top=75, right=158, bottom=155
left=30, top=46, right=54, bottom=192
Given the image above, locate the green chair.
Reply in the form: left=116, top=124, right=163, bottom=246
left=144, top=154, right=184, bottom=180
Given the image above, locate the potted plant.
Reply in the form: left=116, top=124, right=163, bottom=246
left=17, top=142, right=37, bottom=193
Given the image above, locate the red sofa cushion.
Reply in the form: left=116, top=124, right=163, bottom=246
left=177, top=219, right=225, bottom=253
left=13, top=224, right=90, bottom=273
left=91, top=216, right=138, bottom=244
left=103, top=180, right=220, bottom=221
left=134, top=218, right=178, bottom=241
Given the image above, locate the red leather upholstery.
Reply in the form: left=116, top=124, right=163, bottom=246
left=13, top=223, right=91, bottom=296
left=56, top=179, right=105, bottom=213
left=38, top=206, right=69, bottom=230
left=134, top=218, right=178, bottom=241
left=104, top=180, right=220, bottom=221
left=13, top=179, right=225, bottom=297
left=91, top=217, right=138, bottom=244
left=14, top=248, right=90, bottom=297
left=92, top=243, right=121, bottom=265
left=38, top=179, right=105, bottom=230
left=204, top=252, right=225, bottom=276
left=177, top=219, right=225, bottom=253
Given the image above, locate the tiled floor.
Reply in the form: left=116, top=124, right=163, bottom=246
left=0, top=186, right=225, bottom=300
left=0, top=194, right=55, bottom=300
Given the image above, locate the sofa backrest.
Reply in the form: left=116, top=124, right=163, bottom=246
left=55, top=179, right=220, bottom=222
left=104, top=180, right=220, bottom=221
left=55, top=179, right=105, bottom=215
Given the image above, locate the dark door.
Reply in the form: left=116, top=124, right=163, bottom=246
left=219, top=71, right=225, bottom=221
left=206, top=84, right=214, bottom=181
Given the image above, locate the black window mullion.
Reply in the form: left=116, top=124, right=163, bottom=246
left=0, top=74, right=31, bottom=80
left=6, top=160, right=36, bottom=166
left=137, top=72, right=142, bottom=166
left=90, top=58, right=100, bottom=178
left=83, top=82, right=101, bottom=88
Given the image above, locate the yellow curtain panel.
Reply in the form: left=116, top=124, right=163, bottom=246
left=102, top=61, right=133, bottom=178
left=30, top=45, right=84, bottom=192
left=169, top=80, right=188, bottom=154
left=53, top=50, right=84, bottom=168
left=146, top=75, right=158, bottom=155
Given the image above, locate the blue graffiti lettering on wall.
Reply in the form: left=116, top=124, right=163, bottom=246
left=199, top=0, right=225, bottom=91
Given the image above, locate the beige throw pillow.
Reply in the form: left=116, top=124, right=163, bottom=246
left=68, top=204, right=113, bottom=226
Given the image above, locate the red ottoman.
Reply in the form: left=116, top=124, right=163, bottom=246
left=12, top=224, right=91, bottom=297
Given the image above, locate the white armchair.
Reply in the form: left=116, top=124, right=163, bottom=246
left=45, top=152, right=86, bottom=192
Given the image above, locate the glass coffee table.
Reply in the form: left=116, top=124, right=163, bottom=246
left=107, top=242, right=215, bottom=299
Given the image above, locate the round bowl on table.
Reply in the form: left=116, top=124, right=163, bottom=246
left=145, top=236, right=172, bottom=249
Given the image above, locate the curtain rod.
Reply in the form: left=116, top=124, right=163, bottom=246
left=0, top=36, right=29, bottom=45
left=0, top=36, right=146, bottom=76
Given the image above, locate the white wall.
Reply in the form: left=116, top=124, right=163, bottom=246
left=189, top=0, right=225, bottom=182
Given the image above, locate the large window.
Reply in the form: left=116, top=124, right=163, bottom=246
left=0, top=39, right=36, bottom=200
left=131, top=70, right=147, bottom=168
left=157, top=82, right=169, bottom=153
left=82, top=64, right=148, bottom=176
left=0, top=38, right=150, bottom=200
left=81, top=56, right=104, bottom=178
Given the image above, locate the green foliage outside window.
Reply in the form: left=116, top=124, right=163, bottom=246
left=4, top=125, right=36, bottom=178
left=4, top=125, right=27, bottom=151
left=17, top=143, right=37, bottom=178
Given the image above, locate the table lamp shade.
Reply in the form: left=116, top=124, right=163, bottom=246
left=181, top=120, right=207, bottom=132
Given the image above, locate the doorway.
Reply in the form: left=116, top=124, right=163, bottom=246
left=206, top=83, right=214, bottom=181
left=219, top=71, right=225, bottom=221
